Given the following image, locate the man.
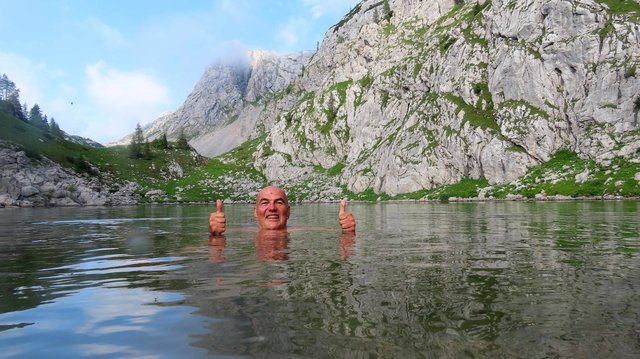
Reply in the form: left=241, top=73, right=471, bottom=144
left=209, top=185, right=356, bottom=235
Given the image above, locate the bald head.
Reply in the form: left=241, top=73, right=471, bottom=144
left=255, top=186, right=288, bottom=205
left=254, top=186, right=290, bottom=230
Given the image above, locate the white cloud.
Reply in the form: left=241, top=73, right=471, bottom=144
left=82, top=62, right=170, bottom=143
left=85, top=62, right=168, bottom=110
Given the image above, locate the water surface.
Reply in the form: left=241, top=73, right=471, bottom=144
left=0, top=201, right=639, bottom=358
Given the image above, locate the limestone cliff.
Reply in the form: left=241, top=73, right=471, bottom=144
left=251, top=0, right=640, bottom=195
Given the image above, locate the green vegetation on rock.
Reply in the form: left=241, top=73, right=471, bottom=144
left=595, top=0, right=640, bottom=19
left=487, top=150, right=640, bottom=199
left=445, top=93, right=500, bottom=133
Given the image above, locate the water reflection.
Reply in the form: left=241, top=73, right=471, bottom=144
left=209, top=228, right=356, bottom=263
left=255, top=230, right=290, bottom=261
left=207, top=235, right=226, bottom=263
left=0, top=202, right=638, bottom=358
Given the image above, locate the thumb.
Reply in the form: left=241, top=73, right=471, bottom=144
left=216, top=199, right=224, bottom=213
left=339, top=199, right=347, bottom=215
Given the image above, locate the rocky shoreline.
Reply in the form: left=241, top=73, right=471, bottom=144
left=0, top=143, right=138, bottom=208
left=1, top=140, right=638, bottom=208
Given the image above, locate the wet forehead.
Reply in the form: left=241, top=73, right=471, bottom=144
left=256, top=186, right=288, bottom=203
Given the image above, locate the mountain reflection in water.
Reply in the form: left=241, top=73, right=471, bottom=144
left=0, top=202, right=639, bottom=358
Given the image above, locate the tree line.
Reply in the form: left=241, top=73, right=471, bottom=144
left=0, top=73, right=64, bottom=138
left=128, top=123, right=191, bottom=159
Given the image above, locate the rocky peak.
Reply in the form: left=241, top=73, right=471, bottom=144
left=111, top=49, right=313, bottom=157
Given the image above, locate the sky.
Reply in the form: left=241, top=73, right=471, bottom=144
left=0, top=0, right=360, bottom=144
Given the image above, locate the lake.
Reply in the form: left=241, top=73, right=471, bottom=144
left=0, top=201, right=639, bottom=358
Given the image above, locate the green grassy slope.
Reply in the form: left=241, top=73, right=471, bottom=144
left=0, top=111, right=91, bottom=169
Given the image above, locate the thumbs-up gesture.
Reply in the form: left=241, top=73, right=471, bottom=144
left=338, top=199, right=356, bottom=233
left=209, top=199, right=226, bottom=235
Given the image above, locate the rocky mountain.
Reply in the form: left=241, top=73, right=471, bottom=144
left=65, top=134, right=104, bottom=148
left=114, top=0, right=640, bottom=199
left=111, top=50, right=313, bottom=157
left=248, top=0, right=640, bottom=196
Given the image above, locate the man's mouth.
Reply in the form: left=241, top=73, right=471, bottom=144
left=266, top=215, right=279, bottom=220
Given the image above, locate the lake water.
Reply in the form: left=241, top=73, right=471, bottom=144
left=0, top=201, right=639, bottom=358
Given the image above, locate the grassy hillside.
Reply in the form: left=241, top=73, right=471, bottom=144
left=82, top=144, right=207, bottom=196
left=92, top=137, right=267, bottom=203
left=0, top=111, right=91, bottom=170
left=1, top=111, right=212, bottom=200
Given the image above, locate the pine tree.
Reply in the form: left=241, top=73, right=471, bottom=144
left=22, top=103, right=28, bottom=120
left=0, top=74, right=17, bottom=100
left=50, top=118, right=63, bottom=138
left=42, top=114, right=50, bottom=132
left=5, top=93, right=25, bottom=120
left=152, top=133, right=169, bottom=149
left=176, top=129, right=190, bottom=150
left=142, top=137, right=153, bottom=159
left=154, top=133, right=169, bottom=149
left=128, top=123, right=145, bottom=159
left=28, top=104, right=44, bottom=128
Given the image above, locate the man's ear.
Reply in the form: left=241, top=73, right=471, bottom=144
left=253, top=206, right=258, bottom=218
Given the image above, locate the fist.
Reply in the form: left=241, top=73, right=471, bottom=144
left=338, top=199, right=356, bottom=233
left=209, top=199, right=226, bottom=235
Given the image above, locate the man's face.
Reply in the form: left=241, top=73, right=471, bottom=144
left=254, top=187, right=290, bottom=230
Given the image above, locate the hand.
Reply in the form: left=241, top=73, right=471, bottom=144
left=338, top=199, right=356, bottom=233
left=209, top=199, right=226, bottom=235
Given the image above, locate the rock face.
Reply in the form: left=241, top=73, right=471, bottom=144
left=250, top=0, right=640, bottom=195
left=114, top=0, right=640, bottom=197
left=0, top=143, right=137, bottom=207
left=110, top=50, right=313, bottom=157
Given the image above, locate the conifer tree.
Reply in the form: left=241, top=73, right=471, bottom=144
left=142, top=137, right=153, bottom=159
left=176, top=129, right=190, bottom=150
left=4, top=93, right=25, bottom=121
left=154, top=133, right=169, bottom=149
left=0, top=74, right=17, bottom=100
left=128, top=123, right=145, bottom=158
left=50, top=117, right=64, bottom=138
left=42, top=114, right=50, bottom=131
left=28, top=104, right=44, bottom=128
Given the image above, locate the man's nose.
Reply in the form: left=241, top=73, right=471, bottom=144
left=267, top=203, right=277, bottom=211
